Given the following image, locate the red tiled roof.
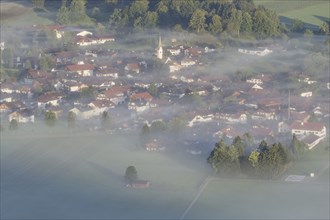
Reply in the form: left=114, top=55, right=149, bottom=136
left=130, top=92, right=153, bottom=101
left=66, top=64, right=94, bottom=72
left=290, top=121, right=325, bottom=132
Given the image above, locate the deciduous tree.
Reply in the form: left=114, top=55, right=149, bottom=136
left=125, top=166, right=138, bottom=183
left=45, top=111, right=57, bottom=127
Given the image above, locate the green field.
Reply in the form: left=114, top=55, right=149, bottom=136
left=186, top=177, right=329, bottom=219
left=0, top=128, right=208, bottom=219
left=255, top=0, right=330, bottom=28
left=1, top=125, right=329, bottom=219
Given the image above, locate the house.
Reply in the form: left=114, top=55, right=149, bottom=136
left=66, top=64, right=94, bottom=77
left=290, top=121, right=326, bottom=138
left=98, top=86, right=131, bottom=105
left=213, top=126, right=242, bottom=139
left=238, top=48, right=272, bottom=56
left=69, top=105, right=105, bottom=120
left=180, top=58, right=196, bottom=67
left=47, top=25, right=64, bottom=39
left=37, top=93, right=63, bottom=109
left=145, top=139, right=160, bottom=151
left=167, top=47, right=181, bottom=56
left=300, top=134, right=324, bottom=150
left=76, top=30, right=93, bottom=37
left=188, top=114, right=214, bottom=127
left=95, top=68, right=119, bottom=78
left=62, top=80, right=88, bottom=93
left=250, top=109, right=277, bottom=121
left=128, top=92, right=153, bottom=112
left=216, top=112, right=247, bottom=123
left=125, top=63, right=140, bottom=74
left=88, top=99, right=115, bottom=110
left=24, top=69, right=49, bottom=84
left=126, top=180, right=151, bottom=189
left=8, top=109, right=34, bottom=123
left=53, top=51, right=78, bottom=65
left=300, top=91, right=312, bottom=97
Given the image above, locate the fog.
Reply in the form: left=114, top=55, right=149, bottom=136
left=1, top=2, right=329, bottom=218
left=1, top=121, right=329, bottom=219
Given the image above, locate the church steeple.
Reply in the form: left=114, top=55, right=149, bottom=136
left=156, top=34, right=163, bottom=60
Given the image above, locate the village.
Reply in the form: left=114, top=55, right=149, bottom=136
left=0, top=24, right=329, bottom=156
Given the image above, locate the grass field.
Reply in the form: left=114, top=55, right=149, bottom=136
left=0, top=1, right=53, bottom=26
left=0, top=127, right=208, bottom=219
left=1, top=125, right=329, bottom=219
left=255, top=0, right=330, bottom=29
left=186, top=177, right=329, bottom=219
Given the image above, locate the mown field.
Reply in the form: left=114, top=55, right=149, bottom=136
left=0, top=127, right=208, bottom=219
left=1, top=124, right=329, bottom=219
left=255, top=0, right=330, bottom=29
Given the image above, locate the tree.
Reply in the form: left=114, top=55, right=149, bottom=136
left=150, top=120, right=166, bottom=132
left=232, top=136, right=244, bottom=158
left=69, top=0, right=91, bottom=24
left=67, top=111, right=76, bottom=129
left=268, top=143, right=289, bottom=178
left=144, top=11, right=159, bottom=28
left=141, top=123, right=150, bottom=136
left=45, top=111, right=57, bottom=127
left=3, top=48, right=14, bottom=69
left=100, top=111, right=110, bottom=129
left=9, top=119, right=18, bottom=130
left=226, top=9, right=242, bottom=37
left=189, top=9, right=207, bottom=33
left=32, top=0, right=45, bottom=9
left=290, top=134, right=305, bottom=159
left=39, top=55, right=48, bottom=71
left=56, top=0, right=70, bottom=25
left=24, top=60, right=32, bottom=69
left=129, top=0, right=149, bottom=20
left=168, top=116, right=185, bottom=131
left=207, top=140, right=240, bottom=175
left=291, top=19, right=305, bottom=33
left=208, top=14, right=222, bottom=34
left=248, top=150, right=260, bottom=169
left=148, top=83, right=158, bottom=97
left=125, top=166, right=138, bottom=183
left=240, top=12, right=252, bottom=34
left=319, top=22, right=329, bottom=35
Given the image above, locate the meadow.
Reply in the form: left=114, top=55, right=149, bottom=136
left=0, top=126, right=208, bottom=219
left=1, top=124, right=329, bottom=219
left=255, top=0, right=330, bottom=29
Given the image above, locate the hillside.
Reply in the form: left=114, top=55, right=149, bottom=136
left=255, top=0, right=330, bottom=30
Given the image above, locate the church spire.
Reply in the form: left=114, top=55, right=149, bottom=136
left=156, top=33, right=163, bottom=60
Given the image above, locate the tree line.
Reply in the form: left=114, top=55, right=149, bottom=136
left=50, top=0, right=281, bottom=39
left=207, top=134, right=306, bottom=179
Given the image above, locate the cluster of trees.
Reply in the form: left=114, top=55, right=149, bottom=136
left=56, top=0, right=92, bottom=25
left=107, top=0, right=280, bottom=39
left=207, top=134, right=306, bottom=179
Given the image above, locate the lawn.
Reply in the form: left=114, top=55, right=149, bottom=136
left=255, top=0, right=330, bottom=28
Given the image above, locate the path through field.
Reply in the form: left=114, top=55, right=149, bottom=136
left=180, top=175, right=213, bottom=220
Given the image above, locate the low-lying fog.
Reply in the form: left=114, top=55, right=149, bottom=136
left=1, top=123, right=329, bottom=219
